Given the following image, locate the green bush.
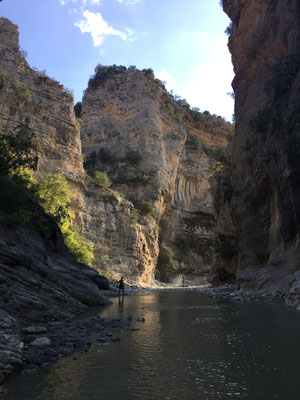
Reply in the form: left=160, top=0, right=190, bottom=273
left=116, top=169, right=151, bottom=185
left=36, top=173, right=94, bottom=266
left=215, top=234, right=238, bottom=260
left=225, top=22, right=233, bottom=36
left=0, top=121, right=39, bottom=221
left=210, top=146, right=226, bottom=162
left=14, top=80, right=31, bottom=103
left=91, top=171, right=111, bottom=188
left=74, top=102, right=82, bottom=118
left=183, top=211, right=215, bottom=232
left=62, top=225, right=94, bottom=265
left=187, top=134, right=226, bottom=162
left=98, top=147, right=117, bottom=164
left=124, top=150, right=142, bottom=165
left=0, top=71, right=9, bottom=87
left=89, top=64, right=127, bottom=89
left=0, top=71, right=31, bottom=104
left=211, top=161, right=224, bottom=174
left=187, top=134, right=205, bottom=150
left=127, top=193, right=158, bottom=219
left=142, top=68, right=155, bottom=80
left=176, top=235, right=214, bottom=261
left=227, top=124, right=235, bottom=142
left=0, top=120, right=38, bottom=178
left=35, top=173, right=72, bottom=222
left=130, top=208, right=139, bottom=223
left=157, top=247, right=178, bottom=272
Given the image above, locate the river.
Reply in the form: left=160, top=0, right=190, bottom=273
left=3, top=289, right=300, bottom=399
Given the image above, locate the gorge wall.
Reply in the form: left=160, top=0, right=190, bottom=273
left=0, top=18, right=159, bottom=285
left=81, top=66, right=231, bottom=284
left=222, top=0, right=300, bottom=306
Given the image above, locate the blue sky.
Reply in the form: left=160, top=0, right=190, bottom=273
left=0, top=0, right=234, bottom=120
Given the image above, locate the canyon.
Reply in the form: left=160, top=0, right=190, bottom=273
left=1, top=0, right=300, bottom=385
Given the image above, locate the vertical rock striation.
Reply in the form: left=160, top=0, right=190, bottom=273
left=223, top=0, right=300, bottom=306
left=81, top=66, right=231, bottom=283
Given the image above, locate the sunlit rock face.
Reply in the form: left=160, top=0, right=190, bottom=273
left=223, top=0, right=300, bottom=305
left=81, top=67, right=231, bottom=283
left=0, top=19, right=158, bottom=286
left=80, top=184, right=159, bottom=285
left=0, top=18, right=84, bottom=182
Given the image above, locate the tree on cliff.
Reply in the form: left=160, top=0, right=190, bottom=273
left=0, top=122, right=94, bottom=266
left=0, top=120, right=38, bottom=178
left=36, top=173, right=95, bottom=266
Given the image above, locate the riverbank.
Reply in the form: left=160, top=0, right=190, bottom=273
left=150, top=282, right=284, bottom=304
left=20, top=283, right=145, bottom=374
left=0, top=282, right=143, bottom=393
left=193, top=284, right=284, bottom=303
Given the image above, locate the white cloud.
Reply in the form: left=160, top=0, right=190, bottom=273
left=117, top=0, right=141, bottom=5
left=75, top=10, right=135, bottom=46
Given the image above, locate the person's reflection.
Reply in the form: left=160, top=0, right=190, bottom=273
left=118, top=295, right=124, bottom=316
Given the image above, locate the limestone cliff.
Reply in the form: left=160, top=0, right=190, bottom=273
left=222, top=0, right=300, bottom=307
left=81, top=66, right=231, bottom=283
left=0, top=18, right=158, bottom=286
left=0, top=18, right=84, bottom=183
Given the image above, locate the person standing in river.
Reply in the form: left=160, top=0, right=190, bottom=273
left=118, top=277, right=125, bottom=296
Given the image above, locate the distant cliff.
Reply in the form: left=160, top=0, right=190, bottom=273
left=81, top=65, right=231, bottom=284
left=222, top=0, right=300, bottom=307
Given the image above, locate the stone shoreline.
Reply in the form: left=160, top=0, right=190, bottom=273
left=152, top=283, right=284, bottom=304
left=21, top=284, right=144, bottom=374
left=194, top=284, right=284, bottom=303
left=0, top=283, right=143, bottom=394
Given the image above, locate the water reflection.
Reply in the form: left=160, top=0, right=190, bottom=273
left=3, top=290, right=300, bottom=400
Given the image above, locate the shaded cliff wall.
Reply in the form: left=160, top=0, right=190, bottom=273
left=81, top=67, right=231, bottom=283
left=223, top=0, right=300, bottom=305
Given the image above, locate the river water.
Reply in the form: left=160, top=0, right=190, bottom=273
left=3, top=289, right=300, bottom=400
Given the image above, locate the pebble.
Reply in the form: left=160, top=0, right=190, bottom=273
left=29, top=337, right=51, bottom=348
left=23, top=326, right=47, bottom=335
